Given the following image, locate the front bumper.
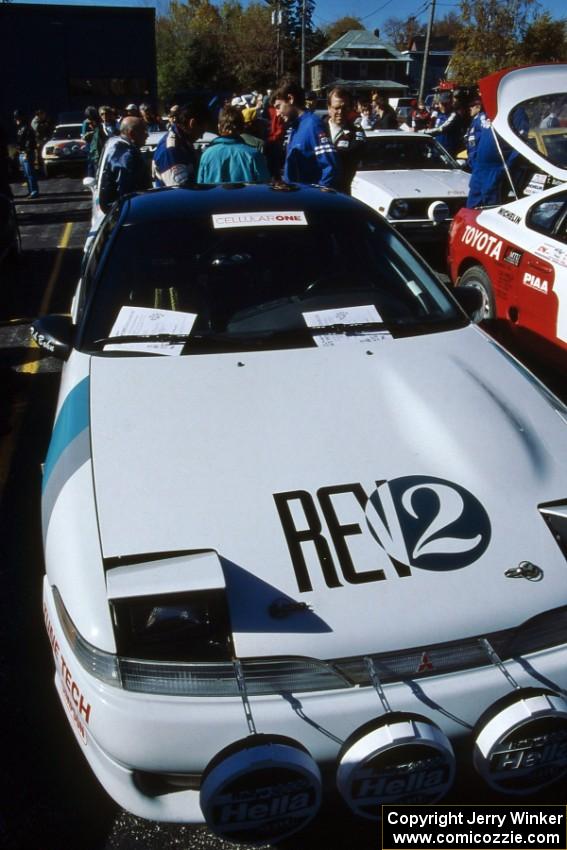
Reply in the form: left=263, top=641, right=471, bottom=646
left=44, top=578, right=567, bottom=823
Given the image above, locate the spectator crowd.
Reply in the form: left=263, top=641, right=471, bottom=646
left=4, top=81, right=566, bottom=211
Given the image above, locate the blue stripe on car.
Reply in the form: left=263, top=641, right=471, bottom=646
left=43, top=377, right=90, bottom=491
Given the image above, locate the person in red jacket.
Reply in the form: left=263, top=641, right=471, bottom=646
left=265, top=98, right=286, bottom=179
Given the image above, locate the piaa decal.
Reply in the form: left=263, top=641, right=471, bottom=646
left=523, top=272, right=549, bottom=293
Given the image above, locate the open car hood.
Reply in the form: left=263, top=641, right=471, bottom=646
left=479, top=63, right=567, bottom=182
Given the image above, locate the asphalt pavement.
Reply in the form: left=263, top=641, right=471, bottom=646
left=0, top=175, right=565, bottom=850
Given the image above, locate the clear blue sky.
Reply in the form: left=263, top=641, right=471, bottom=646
left=11, top=0, right=567, bottom=30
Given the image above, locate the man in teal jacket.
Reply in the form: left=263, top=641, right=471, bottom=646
left=197, top=106, right=270, bottom=184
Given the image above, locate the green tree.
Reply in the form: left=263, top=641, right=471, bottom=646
left=450, top=0, right=537, bottom=84
left=323, top=15, right=363, bottom=46
left=156, top=0, right=228, bottom=100
left=517, top=13, right=567, bottom=63
left=432, top=11, right=462, bottom=39
left=220, top=2, right=275, bottom=91
left=383, top=15, right=424, bottom=50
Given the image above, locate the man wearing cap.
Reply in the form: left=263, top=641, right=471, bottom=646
left=153, top=101, right=208, bottom=188
left=99, top=117, right=150, bottom=212
left=124, top=104, right=140, bottom=117
left=465, top=98, right=489, bottom=170
left=324, top=86, right=365, bottom=195
left=273, top=79, right=339, bottom=189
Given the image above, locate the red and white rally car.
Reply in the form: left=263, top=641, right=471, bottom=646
left=448, top=64, right=567, bottom=366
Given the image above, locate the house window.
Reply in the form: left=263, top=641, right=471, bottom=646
left=359, top=62, right=368, bottom=78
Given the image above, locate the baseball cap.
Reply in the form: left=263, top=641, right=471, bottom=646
left=126, top=103, right=138, bottom=111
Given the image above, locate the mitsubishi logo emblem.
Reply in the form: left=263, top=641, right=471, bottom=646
left=417, top=651, right=434, bottom=673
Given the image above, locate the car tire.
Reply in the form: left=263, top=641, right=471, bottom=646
left=44, top=164, right=54, bottom=179
left=457, top=266, right=495, bottom=323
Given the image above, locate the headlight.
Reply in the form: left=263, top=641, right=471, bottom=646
left=111, top=591, right=234, bottom=662
left=389, top=199, right=410, bottom=219
left=53, top=587, right=347, bottom=696
left=53, top=585, right=567, bottom=699
left=427, top=200, right=450, bottom=223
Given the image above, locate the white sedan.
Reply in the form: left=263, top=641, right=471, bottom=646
left=42, top=123, right=87, bottom=178
left=32, top=183, right=567, bottom=845
left=351, top=131, right=470, bottom=245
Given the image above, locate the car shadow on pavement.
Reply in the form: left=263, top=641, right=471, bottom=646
left=0, top=244, right=84, bottom=322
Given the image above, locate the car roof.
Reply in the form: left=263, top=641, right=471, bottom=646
left=364, top=130, right=407, bottom=138
left=121, top=183, right=363, bottom=225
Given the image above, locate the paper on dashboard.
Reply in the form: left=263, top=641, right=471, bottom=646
left=105, top=306, right=197, bottom=355
left=302, top=304, right=390, bottom=347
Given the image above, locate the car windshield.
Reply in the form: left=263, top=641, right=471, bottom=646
left=81, top=208, right=463, bottom=353
left=52, top=125, right=82, bottom=140
left=358, top=136, right=456, bottom=170
left=540, top=133, right=567, bottom=168
left=511, top=95, right=567, bottom=169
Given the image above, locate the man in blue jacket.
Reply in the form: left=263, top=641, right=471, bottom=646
left=464, top=97, right=489, bottom=170
left=99, top=117, right=151, bottom=212
left=153, top=101, right=207, bottom=188
left=273, top=79, right=340, bottom=189
left=197, top=106, right=270, bottom=184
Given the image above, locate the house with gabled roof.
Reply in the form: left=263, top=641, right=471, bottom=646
left=309, top=29, right=410, bottom=99
left=401, top=34, right=455, bottom=94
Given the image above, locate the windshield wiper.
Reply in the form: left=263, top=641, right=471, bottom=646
left=306, top=322, right=389, bottom=334
left=93, top=333, right=195, bottom=346
left=93, top=323, right=390, bottom=348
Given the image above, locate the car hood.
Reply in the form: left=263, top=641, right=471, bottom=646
left=479, top=63, right=567, bottom=182
left=353, top=168, right=469, bottom=201
left=89, top=328, right=567, bottom=659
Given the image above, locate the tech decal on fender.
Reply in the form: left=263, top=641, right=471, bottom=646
left=44, top=603, right=92, bottom=743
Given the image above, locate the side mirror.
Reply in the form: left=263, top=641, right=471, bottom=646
left=31, top=314, right=74, bottom=360
left=452, top=286, right=484, bottom=321
left=83, top=176, right=95, bottom=189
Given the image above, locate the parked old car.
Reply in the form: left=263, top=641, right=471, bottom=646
left=42, top=123, right=87, bottom=178
left=351, top=130, right=470, bottom=248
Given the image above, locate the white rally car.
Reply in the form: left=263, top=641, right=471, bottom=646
left=449, top=63, right=567, bottom=368
left=33, top=183, right=567, bottom=845
left=42, top=123, right=87, bottom=178
left=351, top=130, right=470, bottom=246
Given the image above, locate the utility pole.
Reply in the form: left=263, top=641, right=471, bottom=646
left=267, top=0, right=283, bottom=80
left=418, top=0, right=436, bottom=103
left=300, top=0, right=306, bottom=88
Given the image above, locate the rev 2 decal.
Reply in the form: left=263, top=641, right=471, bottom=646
left=274, top=476, right=491, bottom=593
